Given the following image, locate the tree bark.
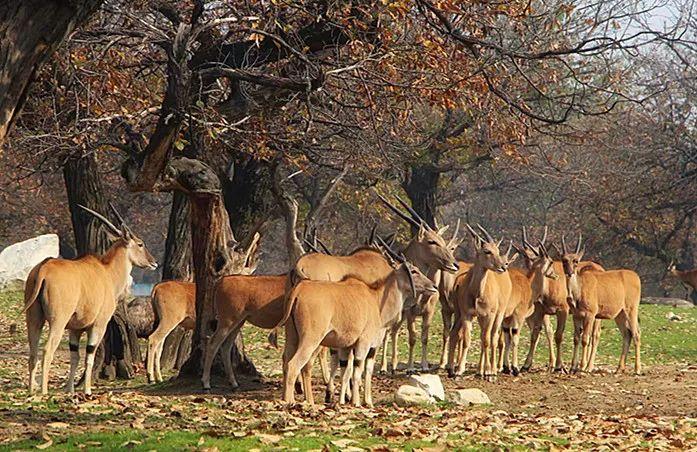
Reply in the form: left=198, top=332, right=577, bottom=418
left=0, top=0, right=103, bottom=144
left=223, top=154, right=274, bottom=239
left=403, top=163, right=440, bottom=231
left=164, top=157, right=256, bottom=378
left=162, top=192, right=192, bottom=281
left=63, top=153, right=139, bottom=380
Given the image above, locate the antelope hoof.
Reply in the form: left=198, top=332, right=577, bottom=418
left=511, top=367, right=520, bottom=377
left=203, top=387, right=211, bottom=394
left=447, top=369, right=456, bottom=379
left=501, top=365, right=511, bottom=375
left=520, top=365, right=531, bottom=373
left=406, top=368, right=417, bottom=376
left=554, top=367, right=566, bottom=374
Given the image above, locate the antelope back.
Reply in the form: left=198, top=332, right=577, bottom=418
left=295, top=248, right=392, bottom=284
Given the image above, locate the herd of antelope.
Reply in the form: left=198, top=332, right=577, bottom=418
left=20, top=193, right=662, bottom=407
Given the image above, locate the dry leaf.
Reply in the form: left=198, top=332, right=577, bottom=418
left=257, top=434, right=282, bottom=445
left=331, top=438, right=355, bottom=448
left=36, top=433, right=53, bottom=450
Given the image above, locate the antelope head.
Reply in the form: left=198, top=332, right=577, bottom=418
left=559, top=233, right=585, bottom=277
left=466, top=223, right=516, bottom=273
left=377, top=236, right=438, bottom=301
left=517, top=226, right=548, bottom=271
left=532, top=240, right=558, bottom=280
left=376, top=193, right=459, bottom=273
left=79, top=203, right=158, bottom=270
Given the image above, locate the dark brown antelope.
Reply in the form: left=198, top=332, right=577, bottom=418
left=23, top=204, right=157, bottom=395
left=666, top=260, right=697, bottom=301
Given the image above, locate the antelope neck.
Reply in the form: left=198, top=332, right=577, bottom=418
left=102, top=244, right=132, bottom=299
left=377, top=271, right=405, bottom=327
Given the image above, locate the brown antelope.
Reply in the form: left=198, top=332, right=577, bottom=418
left=374, top=194, right=459, bottom=373
left=201, top=274, right=292, bottom=391
left=401, top=220, right=466, bottom=372
left=666, top=260, right=697, bottom=301
left=518, top=228, right=604, bottom=372
left=435, top=259, right=473, bottom=369
left=146, top=233, right=261, bottom=384
left=447, top=224, right=516, bottom=381
left=23, top=204, right=157, bottom=395
left=561, top=235, right=642, bottom=374
left=146, top=281, right=195, bottom=383
left=279, top=253, right=438, bottom=407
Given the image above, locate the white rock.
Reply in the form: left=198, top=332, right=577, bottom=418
left=447, top=388, right=491, bottom=406
left=394, top=384, right=435, bottom=406
left=408, top=373, right=445, bottom=401
left=0, top=234, right=59, bottom=289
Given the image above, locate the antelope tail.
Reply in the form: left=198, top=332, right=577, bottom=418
left=22, top=272, right=46, bottom=313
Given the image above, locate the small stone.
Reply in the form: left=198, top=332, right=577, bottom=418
left=394, top=384, right=435, bottom=406
left=408, top=373, right=445, bottom=401
left=447, top=388, right=491, bottom=406
left=666, top=311, right=682, bottom=321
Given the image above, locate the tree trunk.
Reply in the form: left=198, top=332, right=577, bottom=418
left=162, top=192, right=192, bottom=281
left=63, top=153, right=138, bottom=380
left=403, top=163, right=440, bottom=231
left=167, top=158, right=256, bottom=379
left=223, top=154, right=274, bottom=239
left=0, top=0, right=103, bottom=144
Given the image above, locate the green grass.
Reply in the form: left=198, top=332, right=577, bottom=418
left=1, top=290, right=696, bottom=451
left=387, top=303, right=697, bottom=369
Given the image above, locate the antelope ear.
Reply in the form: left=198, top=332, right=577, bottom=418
left=105, top=230, right=120, bottom=243
left=508, top=253, right=519, bottom=265
left=578, top=248, right=585, bottom=261
left=417, top=226, right=426, bottom=240
left=437, top=225, right=449, bottom=236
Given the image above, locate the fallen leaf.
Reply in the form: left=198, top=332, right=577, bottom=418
left=331, top=439, right=355, bottom=448
left=36, top=433, right=53, bottom=450
left=257, top=434, right=282, bottom=445
left=46, top=422, right=70, bottom=429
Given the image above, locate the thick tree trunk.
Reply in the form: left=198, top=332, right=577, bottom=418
left=223, top=154, right=274, bottom=239
left=166, top=158, right=256, bottom=379
left=63, top=153, right=138, bottom=380
left=163, top=192, right=192, bottom=281
left=403, top=163, right=440, bottom=231
left=0, top=0, right=103, bottom=144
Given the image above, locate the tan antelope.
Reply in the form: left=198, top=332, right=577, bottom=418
left=435, top=259, right=473, bottom=369
left=279, top=252, right=438, bottom=407
left=374, top=194, right=459, bottom=374
left=146, top=233, right=261, bottom=384
left=518, top=228, right=604, bottom=372
left=560, top=235, right=642, bottom=374
left=666, top=260, right=697, bottom=301
left=447, top=224, right=516, bottom=381
left=23, top=204, right=157, bottom=395
left=401, top=220, right=466, bottom=372
left=496, top=266, right=535, bottom=376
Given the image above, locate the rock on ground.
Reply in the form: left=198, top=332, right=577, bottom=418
left=408, top=373, right=445, bottom=401
left=642, top=297, right=694, bottom=308
left=447, top=388, right=491, bottom=406
left=394, top=384, right=435, bottom=406
left=0, top=234, right=59, bottom=289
